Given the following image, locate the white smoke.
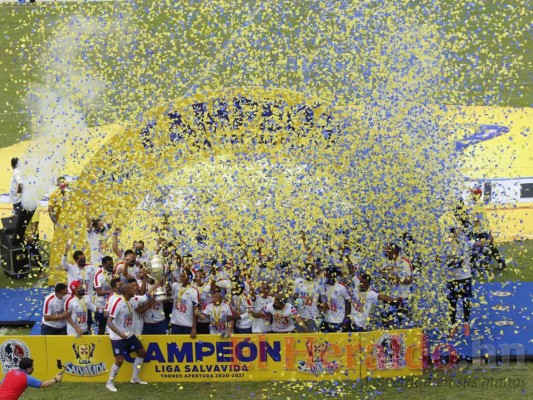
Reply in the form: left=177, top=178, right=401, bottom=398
left=21, top=15, right=108, bottom=210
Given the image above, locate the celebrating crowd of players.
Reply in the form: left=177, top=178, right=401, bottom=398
left=37, top=187, right=504, bottom=391
left=42, top=227, right=415, bottom=338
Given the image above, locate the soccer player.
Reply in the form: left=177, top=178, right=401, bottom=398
left=61, top=241, right=97, bottom=293
left=229, top=278, right=254, bottom=334
left=104, top=278, right=122, bottom=315
left=250, top=283, right=273, bottom=334
left=65, top=281, right=95, bottom=336
left=142, top=275, right=169, bottom=335
left=169, top=269, right=199, bottom=338
left=127, top=276, right=159, bottom=335
left=94, top=256, right=115, bottom=335
left=262, top=294, right=309, bottom=333
left=349, top=273, right=398, bottom=332
left=293, top=263, right=322, bottom=332
left=113, top=249, right=141, bottom=284
left=196, top=290, right=234, bottom=336
left=446, top=227, right=473, bottom=337
left=0, top=357, right=63, bottom=399
left=106, top=282, right=148, bottom=392
left=381, top=243, right=413, bottom=328
left=40, top=283, right=71, bottom=335
left=85, top=202, right=113, bottom=266
left=319, top=266, right=351, bottom=332
left=191, top=269, right=212, bottom=334
left=466, top=189, right=506, bottom=270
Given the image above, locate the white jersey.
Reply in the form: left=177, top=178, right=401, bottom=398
left=350, top=287, right=379, bottom=329
left=252, top=295, right=273, bottom=333
left=108, top=296, right=135, bottom=340
left=65, top=295, right=95, bottom=335
left=93, top=268, right=112, bottom=309
left=41, top=293, right=67, bottom=329
left=130, top=295, right=150, bottom=335
left=203, top=302, right=234, bottom=335
left=105, top=292, right=120, bottom=314
left=293, top=278, right=320, bottom=320
left=192, top=282, right=212, bottom=324
left=114, top=261, right=141, bottom=284
left=87, top=224, right=111, bottom=265
left=265, top=303, right=298, bottom=333
left=61, top=256, right=96, bottom=295
left=143, top=282, right=166, bottom=324
left=389, top=257, right=413, bottom=298
left=321, top=282, right=351, bottom=324
left=170, top=283, right=199, bottom=327
left=231, top=293, right=253, bottom=329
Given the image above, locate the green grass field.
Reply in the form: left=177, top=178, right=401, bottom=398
left=16, top=364, right=533, bottom=399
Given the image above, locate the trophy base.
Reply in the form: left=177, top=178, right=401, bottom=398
left=153, top=287, right=169, bottom=302
left=154, top=294, right=169, bottom=301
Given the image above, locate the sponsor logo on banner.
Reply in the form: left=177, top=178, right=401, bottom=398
left=297, top=338, right=341, bottom=376
left=64, top=342, right=107, bottom=376
left=0, top=339, right=31, bottom=374
left=374, top=333, right=407, bottom=369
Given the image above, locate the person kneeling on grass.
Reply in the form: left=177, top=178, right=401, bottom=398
left=105, top=282, right=148, bottom=392
left=0, top=357, right=63, bottom=400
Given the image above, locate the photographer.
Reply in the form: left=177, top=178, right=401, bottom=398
left=0, top=357, right=63, bottom=399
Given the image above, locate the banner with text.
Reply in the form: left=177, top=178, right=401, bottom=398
left=0, top=330, right=423, bottom=382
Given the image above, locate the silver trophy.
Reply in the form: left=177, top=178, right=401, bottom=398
left=149, top=254, right=169, bottom=301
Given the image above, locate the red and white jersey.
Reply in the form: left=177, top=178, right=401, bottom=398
left=350, top=287, right=379, bottom=329
left=231, top=293, right=253, bottom=329
left=170, top=283, right=199, bottom=327
left=265, top=303, right=298, bottom=333
left=129, top=295, right=150, bottom=335
left=293, top=278, right=321, bottom=319
left=61, top=256, right=96, bottom=295
left=143, top=282, right=166, bottom=324
left=192, top=282, right=212, bottom=324
left=101, top=292, right=120, bottom=335
left=203, top=302, right=234, bottom=335
left=105, top=292, right=120, bottom=314
left=65, top=295, right=95, bottom=336
left=252, top=295, right=273, bottom=333
left=93, top=268, right=112, bottom=309
left=41, top=293, right=66, bottom=329
left=108, top=296, right=134, bottom=340
left=321, top=282, right=351, bottom=324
